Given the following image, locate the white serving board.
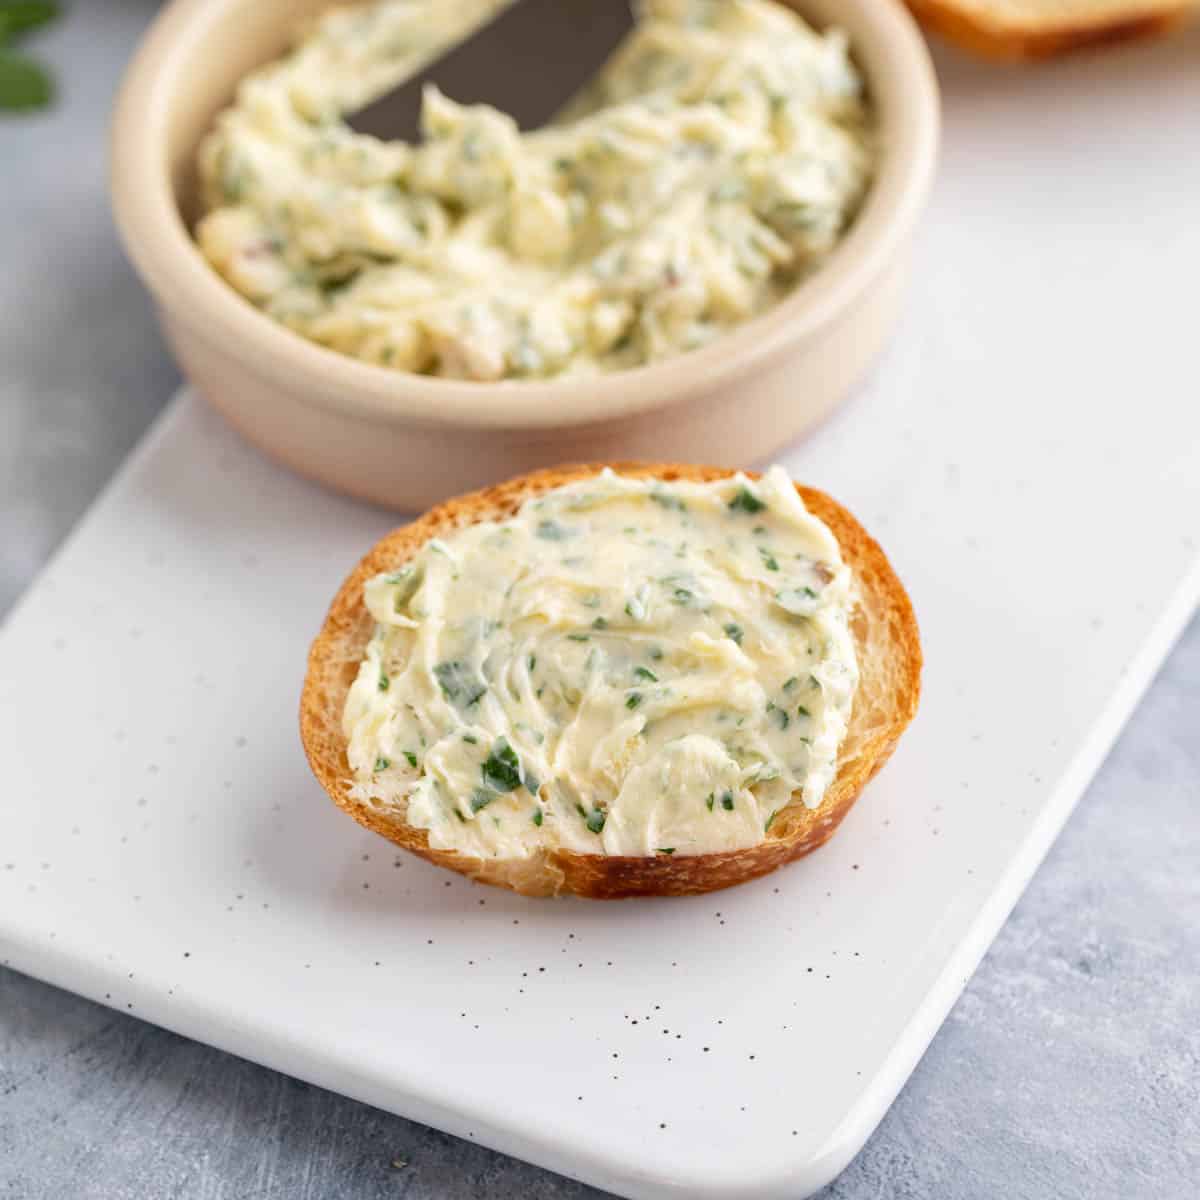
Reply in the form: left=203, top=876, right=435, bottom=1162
left=3, top=35, right=1200, bottom=1200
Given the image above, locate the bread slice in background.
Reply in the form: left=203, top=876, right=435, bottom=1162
left=906, top=0, right=1196, bottom=58
left=300, top=464, right=922, bottom=899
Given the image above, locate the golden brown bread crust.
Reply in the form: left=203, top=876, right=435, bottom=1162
left=905, top=0, right=1194, bottom=58
left=300, top=463, right=922, bottom=898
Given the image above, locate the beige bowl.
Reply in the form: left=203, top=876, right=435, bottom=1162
left=111, top=0, right=939, bottom=511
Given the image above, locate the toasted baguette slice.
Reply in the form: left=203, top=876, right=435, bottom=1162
left=906, top=0, right=1195, bottom=58
left=300, top=464, right=921, bottom=899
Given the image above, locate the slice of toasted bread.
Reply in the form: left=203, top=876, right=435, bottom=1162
left=300, top=464, right=921, bottom=898
left=906, top=0, right=1195, bottom=58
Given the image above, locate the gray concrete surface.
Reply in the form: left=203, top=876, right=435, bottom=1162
left=1, top=4, right=1197, bottom=1198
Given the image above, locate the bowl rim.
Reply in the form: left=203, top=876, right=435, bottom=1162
left=110, top=0, right=939, bottom=432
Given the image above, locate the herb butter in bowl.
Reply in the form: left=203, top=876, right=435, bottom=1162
left=111, top=0, right=938, bottom=509
left=194, top=0, right=875, bottom=382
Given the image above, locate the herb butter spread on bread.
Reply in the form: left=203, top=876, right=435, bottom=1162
left=302, top=463, right=920, bottom=897
left=342, top=467, right=857, bottom=859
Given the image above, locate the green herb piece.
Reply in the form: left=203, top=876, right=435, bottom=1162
left=433, top=660, right=486, bottom=707
left=765, top=809, right=781, bottom=832
left=783, top=677, right=798, bottom=691
left=481, top=737, right=522, bottom=793
left=462, top=733, right=479, bottom=744
left=633, top=666, right=658, bottom=683
left=775, top=587, right=819, bottom=616
left=752, top=525, right=768, bottom=536
left=527, top=654, right=537, bottom=672
left=567, top=632, right=590, bottom=642
left=585, top=807, right=606, bottom=834
left=0, top=53, right=50, bottom=113
left=705, top=793, right=715, bottom=811
left=592, top=616, right=609, bottom=630
left=374, top=756, right=390, bottom=772
left=403, top=750, right=418, bottom=768
left=759, top=547, right=780, bottom=571
left=377, top=673, right=390, bottom=693
left=671, top=587, right=694, bottom=605
left=532, top=808, right=544, bottom=827
left=626, top=691, right=643, bottom=710
left=624, top=585, right=650, bottom=621
left=723, top=622, right=744, bottom=645
left=0, top=2, right=60, bottom=39
left=728, top=486, right=766, bottom=515
left=721, top=791, right=735, bottom=811
left=650, top=646, right=664, bottom=661
left=797, top=705, right=811, bottom=718
left=470, top=789, right=495, bottom=814
left=656, top=847, right=676, bottom=856
left=649, top=489, right=686, bottom=512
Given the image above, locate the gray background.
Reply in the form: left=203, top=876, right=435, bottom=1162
left=1, top=4, right=1197, bottom=1198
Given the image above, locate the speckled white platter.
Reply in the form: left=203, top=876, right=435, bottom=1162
left=4, top=41, right=1200, bottom=1199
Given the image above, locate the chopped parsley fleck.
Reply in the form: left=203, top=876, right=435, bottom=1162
left=374, top=756, right=390, bottom=772
left=649, top=489, right=686, bottom=513
left=433, top=660, right=486, bottom=707
left=585, top=807, right=607, bottom=834
left=481, top=737, right=522, bottom=793
left=721, top=791, right=735, bottom=811
left=723, top=622, right=744, bottom=645
left=759, top=547, right=780, bottom=571
left=527, top=654, right=537, bottom=673
left=592, top=616, right=609, bottom=630
left=656, top=847, right=676, bottom=855
left=634, top=666, right=658, bottom=682
left=796, top=705, right=811, bottom=718
left=536, top=519, right=573, bottom=541
left=403, top=750, right=418, bottom=768
left=671, top=586, right=694, bottom=605
left=626, top=691, right=643, bottom=710
left=783, top=676, right=798, bottom=691
left=470, top=789, right=495, bottom=814
left=532, top=808, right=544, bottom=827
left=775, top=708, right=790, bottom=730
left=752, top=525, right=768, bottom=536
left=567, top=633, right=590, bottom=642
left=377, top=673, right=390, bottom=692
left=728, top=486, right=766, bottom=514
left=706, top=793, right=715, bottom=811
left=462, top=733, right=478, bottom=744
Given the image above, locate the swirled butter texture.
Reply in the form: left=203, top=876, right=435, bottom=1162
left=196, top=0, right=872, bottom=381
left=343, top=468, right=859, bottom=859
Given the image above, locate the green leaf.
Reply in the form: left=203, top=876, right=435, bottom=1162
left=481, top=737, right=522, bottom=793
left=0, top=49, right=52, bottom=111
left=0, top=2, right=59, bottom=41
left=433, top=659, right=486, bottom=707
left=727, top=486, right=766, bottom=515
left=585, top=807, right=606, bottom=834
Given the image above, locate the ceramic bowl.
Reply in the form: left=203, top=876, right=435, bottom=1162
left=111, top=0, right=939, bottom=510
